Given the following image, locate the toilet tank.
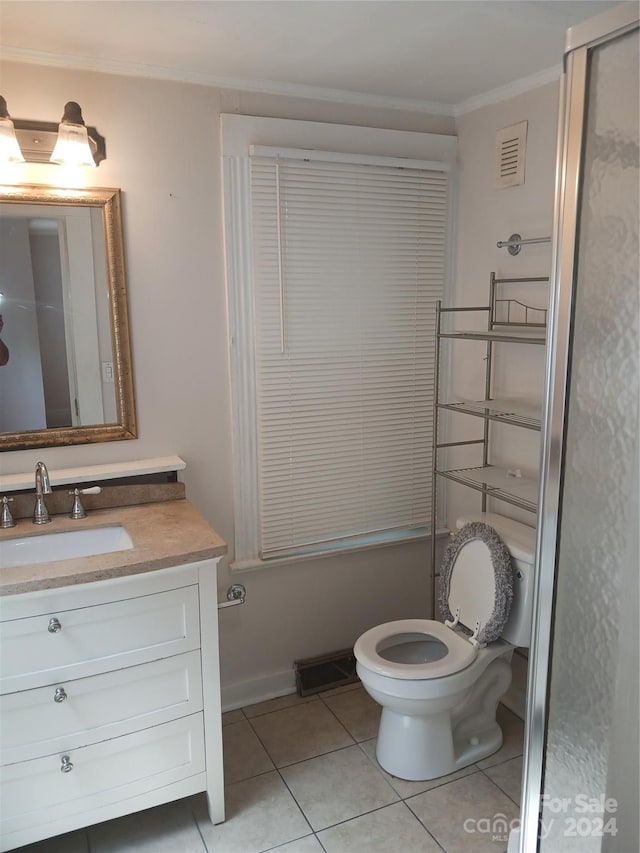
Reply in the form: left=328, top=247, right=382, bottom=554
left=455, top=512, right=536, bottom=649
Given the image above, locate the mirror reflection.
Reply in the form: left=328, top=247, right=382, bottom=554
left=0, top=186, right=136, bottom=450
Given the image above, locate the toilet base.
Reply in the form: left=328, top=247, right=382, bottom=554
left=373, top=656, right=512, bottom=781
left=376, top=706, right=457, bottom=780
left=376, top=709, right=504, bottom=780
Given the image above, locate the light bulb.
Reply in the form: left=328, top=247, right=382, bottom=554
left=50, top=102, right=96, bottom=168
left=0, top=96, right=25, bottom=164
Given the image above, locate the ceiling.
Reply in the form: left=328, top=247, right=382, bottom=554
left=0, top=1, right=619, bottom=114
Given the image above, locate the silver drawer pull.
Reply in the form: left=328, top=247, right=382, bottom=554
left=54, top=687, right=67, bottom=703
left=48, top=617, right=62, bottom=633
left=60, top=755, right=73, bottom=773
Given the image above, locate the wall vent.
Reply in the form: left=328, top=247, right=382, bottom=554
left=495, top=121, right=528, bottom=188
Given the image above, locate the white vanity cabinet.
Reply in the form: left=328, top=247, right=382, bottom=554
left=0, top=560, right=224, bottom=851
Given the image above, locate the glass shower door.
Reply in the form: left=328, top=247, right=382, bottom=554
left=519, top=7, right=639, bottom=852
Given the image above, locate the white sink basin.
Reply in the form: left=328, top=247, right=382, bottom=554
left=0, top=525, right=134, bottom=569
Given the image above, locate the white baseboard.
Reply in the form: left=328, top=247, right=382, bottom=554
left=222, top=667, right=297, bottom=712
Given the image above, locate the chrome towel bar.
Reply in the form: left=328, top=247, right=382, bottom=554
left=497, top=233, right=551, bottom=255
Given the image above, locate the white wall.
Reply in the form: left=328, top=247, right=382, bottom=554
left=446, top=82, right=559, bottom=531
left=0, top=60, right=454, bottom=706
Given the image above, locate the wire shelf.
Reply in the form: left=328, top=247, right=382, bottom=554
left=437, top=397, right=542, bottom=431
left=438, top=327, right=546, bottom=344
left=435, top=464, right=538, bottom=513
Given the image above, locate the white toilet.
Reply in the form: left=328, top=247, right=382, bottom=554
left=354, top=512, right=535, bottom=781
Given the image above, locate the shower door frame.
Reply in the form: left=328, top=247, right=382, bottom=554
left=518, top=5, right=640, bottom=852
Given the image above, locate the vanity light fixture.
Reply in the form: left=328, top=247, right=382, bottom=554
left=0, top=96, right=106, bottom=166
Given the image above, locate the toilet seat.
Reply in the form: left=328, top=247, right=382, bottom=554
left=439, top=521, right=514, bottom=645
left=354, top=618, right=478, bottom=680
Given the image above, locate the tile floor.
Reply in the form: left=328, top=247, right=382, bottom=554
left=20, top=684, right=524, bottom=853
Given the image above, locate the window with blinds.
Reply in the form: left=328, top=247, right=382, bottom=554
left=250, top=154, right=450, bottom=560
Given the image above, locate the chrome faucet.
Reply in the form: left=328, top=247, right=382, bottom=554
left=33, top=461, right=52, bottom=525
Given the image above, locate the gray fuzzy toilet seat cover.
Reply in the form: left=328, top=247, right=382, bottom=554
left=439, top=521, right=514, bottom=644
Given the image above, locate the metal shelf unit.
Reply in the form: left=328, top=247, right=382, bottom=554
left=430, top=273, right=549, bottom=615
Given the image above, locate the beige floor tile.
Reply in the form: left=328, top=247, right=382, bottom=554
left=223, top=708, right=246, bottom=726
left=89, top=799, right=205, bottom=853
left=223, top=718, right=275, bottom=784
left=318, top=801, right=441, bottom=852
left=476, top=705, right=525, bottom=769
left=406, top=772, right=519, bottom=853
left=318, top=681, right=362, bottom=698
left=270, top=835, right=324, bottom=851
left=243, top=692, right=318, bottom=718
left=193, top=773, right=310, bottom=853
left=483, top=755, right=523, bottom=805
left=280, top=744, right=399, bottom=831
left=249, top=700, right=353, bottom=767
left=322, top=686, right=381, bottom=742
left=16, top=830, right=89, bottom=853
left=359, top=737, right=480, bottom=798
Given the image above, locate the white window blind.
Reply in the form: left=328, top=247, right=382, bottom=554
left=250, top=154, right=449, bottom=559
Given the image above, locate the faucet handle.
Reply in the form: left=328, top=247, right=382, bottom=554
left=1, top=496, right=15, bottom=529
left=68, top=486, right=102, bottom=520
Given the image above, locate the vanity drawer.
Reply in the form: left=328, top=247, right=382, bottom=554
left=0, top=585, right=200, bottom=693
left=0, top=713, right=205, bottom=838
left=0, top=650, right=204, bottom=765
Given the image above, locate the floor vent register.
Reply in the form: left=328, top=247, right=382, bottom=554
left=294, top=648, right=359, bottom=696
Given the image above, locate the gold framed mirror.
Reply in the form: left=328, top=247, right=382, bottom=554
left=0, top=185, right=136, bottom=450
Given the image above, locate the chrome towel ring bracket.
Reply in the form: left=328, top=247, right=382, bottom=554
left=217, top=584, right=247, bottom=610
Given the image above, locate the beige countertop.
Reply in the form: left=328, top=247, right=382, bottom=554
left=0, top=500, right=227, bottom=596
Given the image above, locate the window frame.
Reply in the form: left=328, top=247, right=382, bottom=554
left=221, top=115, right=457, bottom=570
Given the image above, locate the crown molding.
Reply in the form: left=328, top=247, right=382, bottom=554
left=0, top=45, right=455, bottom=117
left=454, top=65, right=562, bottom=116
left=2, top=44, right=561, bottom=119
